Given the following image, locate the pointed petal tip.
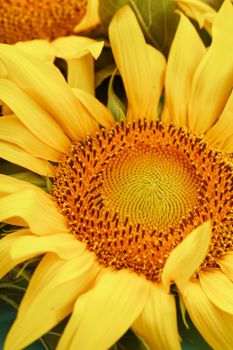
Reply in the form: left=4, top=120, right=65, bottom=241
left=109, top=5, right=164, bottom=121
left=162, top=221, right=212, bottom=293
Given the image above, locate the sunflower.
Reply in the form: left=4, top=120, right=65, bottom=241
left=0, top=0, right=103, bottom=93
left=0, top=0, right=233, bottom=349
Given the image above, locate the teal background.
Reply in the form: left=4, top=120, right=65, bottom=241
left=0, top=300, right=43, bottom=350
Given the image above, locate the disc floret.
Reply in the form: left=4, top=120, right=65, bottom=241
left=53, top=120, right=233, bottom=281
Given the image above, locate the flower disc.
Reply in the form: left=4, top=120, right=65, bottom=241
left=0, top=0, right=87, bottom=44
left=53, top=120, right=233, bottom=281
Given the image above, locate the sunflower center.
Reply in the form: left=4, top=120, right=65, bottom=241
left=0, top=0, right=87, bottom=44
left=53, top=120, right=233, bottom=282
left=101, top=141, right=198, bottom=230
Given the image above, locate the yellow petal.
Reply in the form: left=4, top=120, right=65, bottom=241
left=223, top=141, right=233, bottom=154
left=52, top=36, right=104, bottom=60
left=205, top=89, right=233, bottom=151
left=176, top=0, right=216, bottom=35
left=133, top=283, right=181, bottom=350
left=4, top=252, right=99, bottom=350
left=221, top=136, right=233, bottom=153
left=162, top=221, right=212, bottom=293
left=0, top=189, right=68, bottom=235
left=146, top=44, right=166, bottom=121
left=200, top=269, right=233, bottom=314
left=0, top=141, right=53, bottom=176
left=217, top=253, right=233, bottom=281
left=0, top=229, right=30, bottom=278
left=0, top=44, right=97, bottom=140
left=57, top=269, right=149, bottom=350
left=188, top=0, right=233, bottom=134
left=0, top=78, right=70, bottom=153
left=164, top=13, right=205, bottom=127
left=161, top=101, right=172, bottom=124
left=67, top=56, right=94, bottom=93
left=51, top=36, right=103, bottom=92
left=109, top=5, right=164, bottom=121
left=0, top=230, right=85, bottom=279
left=0, top=60, right=7, bottom=77
left=182, top=280, right=233, bottom=350
left=74, top=0, right=100, bottom=32
left=0, top=114, right=61, bottom=162
left=0, top=174, right=39, bottom=197
left=72, top=88, right=115, bottom=128
left=14, top=40, right=55, bottom=62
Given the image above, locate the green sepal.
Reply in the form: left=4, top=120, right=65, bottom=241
left=107, top=69, right=127, bottom=122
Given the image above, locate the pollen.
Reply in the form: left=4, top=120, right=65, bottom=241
left=53, top=120, right=233, bottom=282
left=0, top=0, right=87, bottom=44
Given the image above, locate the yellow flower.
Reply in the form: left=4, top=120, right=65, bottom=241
left=0, top=0, right=103, bottom=93
left=0, top=1, right=233, bottom=350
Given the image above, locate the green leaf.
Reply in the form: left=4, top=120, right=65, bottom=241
left=15, top=257, right=41, bottom=280
left=12, top=172, right=46, bottom=189
left=98, top=0, right=179, bottom=56
left=0, top=283, right=25, bottom=292
left=95, top=40, right=118, bottom=88
left=95, top=64, right=116, bottom=88
left=99, top=0, right=129, bottom=34
left=116, top=330, right=148, bottom=350
left=0, top=160, right=47, bottom=191
left=128, top=0, right=179, bottom=56
left=0, top=294, right=19, bottom=310
left=46, top=176, right=53, bottom=194
left=0, top=160, right=27, bottom=175
left=107, top=69, right=126, bottom=122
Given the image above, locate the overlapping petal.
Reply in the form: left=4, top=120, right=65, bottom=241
left=57, top=269, right=149, bottom=350
left=14, top=40, right=56, bottom=62
left=0, top=141, right=53, bottom=176
left=188, top=0, right=233, bottom=134
left=109, top=5, right=165, bottom=121
left=0, top=78, right=70, bottom=153
left=217, top=253, right=233, bottom=282
left=163, top=13, right=205, bottom=126
left=133, top=283, right=180, bottom=350
left=0, top=44, right=98, bottom=140
left=52, top=36, right=104, bottom=93
left=52, top=36, right=103, bottom=61
left=0, top=114, right=61, bottom=161
left=182, top=281, right=233, bottom=350
left=0, top=230, right=85, bottom=279
left=0, top=188, right=68, bottom=235
left=200, top=269, right=233, bottom=314
left=162, top=221, right=211, bottom=293
left=0, top=174, right=39, bottom=197
left=72, top=88, right=115, bottom=128
left=4, top=252, right=99, bottom=350
left=206, top=89, right=233, bottom=152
